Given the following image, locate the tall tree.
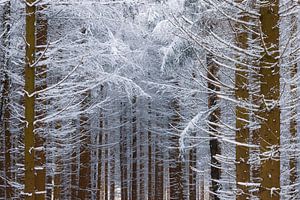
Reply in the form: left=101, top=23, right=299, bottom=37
left=169, top=92, right=184, bottom=200
left=154, top=132, right=164, bottom=200
left=120, top=102, right=128, bottom=200
left=147, top=101, right=154, bottom=200
left=78, top=91, right=91, bottom=199
left=35, top=4, right=48, bottom=199
left=234, top=3, right=250, bottom=199
left=97, top=86, right=104, bottom=200
left=24, top=0, right=36, bottom=199
left=131, top=96, right=138, bottom=200
left=258, top=0, right=280, bottom=199
left=207, top=53, right=221, bottom=200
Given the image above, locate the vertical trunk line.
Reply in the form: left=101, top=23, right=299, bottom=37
left=258, top=1, right=280, bottom=199
left=24, top=1, right=36, bottom=199
left=235, top=6, right=250, bottom=200
left=207, top=53, right=221, bottom=200
left=35, top=4, right=48, bottom=199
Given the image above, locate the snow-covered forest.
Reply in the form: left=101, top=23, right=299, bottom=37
left=0, top=0, right=299, bottom=199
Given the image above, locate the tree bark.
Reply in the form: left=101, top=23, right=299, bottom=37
left=78, top=92, right=91, bottom=199
left=234, top=5, right=250, bottom=200
left=207, top=53, right=221, bottom=200
left=24, top=0, right=36, bottom=199
left=131, top=96, right=137, bottom=200
left=155, top=132, right=164, bottom=200
left=169, top=94, right=184, bottom=200
left=97, top=110, right=103, bottom=200
left=259, top=1, right=280, bottom=199
left=35, top=4, right=48, bottom=199
left=109, top=146, right=115, bottom=200
left=147, top=101, right=154, bottom=200
left=120, top=102, right=128, bottom=200
left=189, top=147, right=197, bottom=200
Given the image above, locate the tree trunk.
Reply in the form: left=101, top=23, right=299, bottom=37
left=189, top=148, right=197, bottom=200
left=234, top=5, right=250, bottom=200
left=207, top=53, right=221, bottom=200
left=109, top=147, right=115, bottom=200
left=97, top=110, right=103, bottom=200
left=147, top=101, right=154, bottom=200
left=139, top=122, right=144, bottom=200
left=120, top=102, right=128, bottom=200
left=78, top=92, right=91, bottom=199
left=35, top=4, right=48, bottom=200
left=155, top=132, right=164, bottom=200
left=259, top=1, right=280, bottom=199
left=105, top=128, right=109, bottom=200
left=24, top=0, right=36, bottom=199
left=169, top=94, right=184, bottom=200
left=131, top=96, right=137, bottom=200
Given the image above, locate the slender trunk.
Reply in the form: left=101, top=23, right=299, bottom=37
left=120, top=102, right=128, bottom=200
left=131, top=96, right=137, bottom=200
left=249, top=3, right=260, bottom=195
left=97, top=110, right=103, bottom=200
left=24, top=0, right=36, bottom=199
left=207, top=54, right=221, bottom=200
left=105, top=129, right=109, bottom=200
left=169, top=93, right=184, bottom=200
left=139, top=123, right=144, bottom=199
left=259, top=1, right=280, bottom=199
left=109, top=147, right=115, bottom=200
left=155, top=132, right=164, bottom=200
left=35, top=4, right=48, bottom=200
left=147, top=101, right=153, bottom=200
left=235, top=6, right=250, bottom=200
left=78, top=92, right=91, bottom=199
left=189, top=148, right=196, bottom=200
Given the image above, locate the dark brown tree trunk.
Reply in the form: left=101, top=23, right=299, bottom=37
left=120, top=102, right=128, bottom=200
left=105, top=128, right=109, bottom=200
left=96, top=125, right=103, bottom=200
left=147, top=101, right=154, bottom=200
left=139, top=123, right=144, bottom=199
left=169, top=93, right=184, bottom=200
left=24, top=1, right=36, bottom=199
left=35, top=4, right=48, bottom=200
left=131, top=96, right=137, bottom=200
left=78, top=92, right=91, bottom=199
left=189, top=148, right=197, bottom=200
left=207, top=54, right=221, bottom=200
left=259, top=1, right=280, bottom=199
left=234, top=5, right=250, bottom=199
left=155, top=133, right=164, bottom=200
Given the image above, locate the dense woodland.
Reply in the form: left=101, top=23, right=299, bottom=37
left=0, top=0, right=299, bottom=199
